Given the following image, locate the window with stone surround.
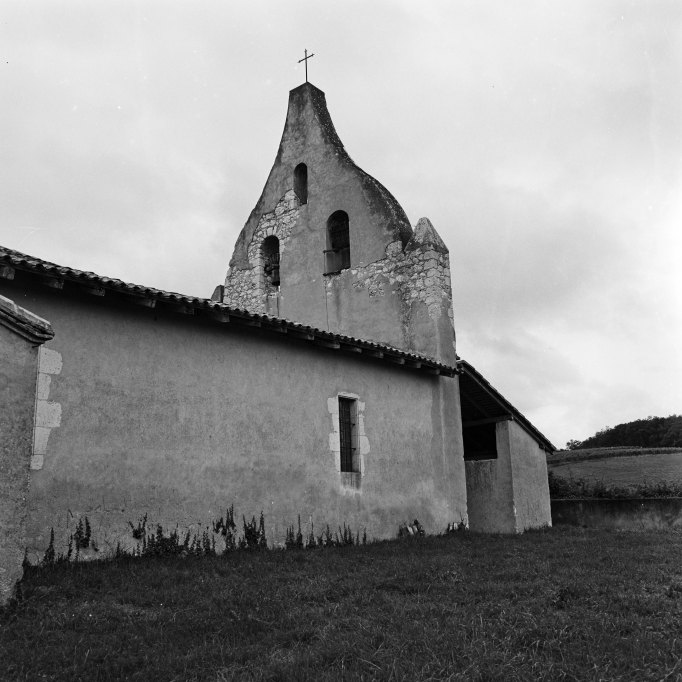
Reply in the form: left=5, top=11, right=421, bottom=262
left=324, top=210, right=350, bottom=274
left=262, top=235, right=280, bottom=287
left=338, top=396, right=358, bottom=473
left=294, top=163, right=308, bottom=204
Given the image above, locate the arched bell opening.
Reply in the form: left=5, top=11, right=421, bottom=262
left=324, top=210, right=350, bottom=274
left=294, top=163, right=308, bottom=205
left=262, top=235, right=280, bottom=288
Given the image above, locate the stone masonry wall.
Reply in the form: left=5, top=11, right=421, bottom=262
left=334, top=237, right=454, bottom=345
left=223, top=190, right=299, bottom=313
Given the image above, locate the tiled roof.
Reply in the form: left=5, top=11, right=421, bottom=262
left=459, top=359, right=555, bottom=452
left=0, top=245, right=458, bottom=376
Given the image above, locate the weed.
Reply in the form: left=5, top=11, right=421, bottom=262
left=213, top=505, right=237, bottom=551
left=7, top=528, right=682, bottom=681
left=41, top=529, right=55, bottom=566
left=238, top=513, right=267, bottom=551
left=72, top=517, right=91, bottom=550
left=129, top=514, right=147, bottom=540
left=285, top=515, right=304, bottom=550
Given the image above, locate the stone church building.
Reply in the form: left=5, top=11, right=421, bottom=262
left=0, top=82, right=552, bottom=600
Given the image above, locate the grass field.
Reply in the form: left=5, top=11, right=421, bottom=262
left=2, top=528, right=682, bottom=681
left=549, top=451, right=682, bottom=488
left=548, top=447, right=682, bottom=466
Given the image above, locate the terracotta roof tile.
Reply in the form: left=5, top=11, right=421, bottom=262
left=0, top=245, right=457, bottom=376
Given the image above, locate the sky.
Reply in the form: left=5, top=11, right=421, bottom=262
left=1, top=1, right=680, bottom=447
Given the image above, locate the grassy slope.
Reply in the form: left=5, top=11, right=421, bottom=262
left=549, top=450, right=682, bottom=488
left=548, top=447, right=682, bottom=466
left=2, top=528, right=682, bottom=681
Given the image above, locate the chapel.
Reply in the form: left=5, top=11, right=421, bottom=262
left=0, top=81, right=553, bottom=603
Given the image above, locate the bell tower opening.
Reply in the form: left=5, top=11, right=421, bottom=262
left=262, top=235, right=280, bottom=287
left=294, top=163, right=308, bottom=205
left=324, top=210, right=350, bottom=274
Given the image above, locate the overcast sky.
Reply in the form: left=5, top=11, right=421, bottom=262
left=1, top=1, right=680, bottom=447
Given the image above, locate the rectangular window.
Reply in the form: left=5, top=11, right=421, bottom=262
left=338, top=397, right=358, bottom=472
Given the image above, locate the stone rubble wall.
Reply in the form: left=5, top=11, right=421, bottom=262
left=223, top=190, right=299, bottom=313
left=224, top=200, right=455, bottom=358
left=340, top=238, right=454, bottom=335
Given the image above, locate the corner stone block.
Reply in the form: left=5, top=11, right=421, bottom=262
left=35, top=400, right=61, bottom=428
left=38, top=348, right=62, bottom=375
left=329, top=432, right=340, bottom=453
left=359, top=435, right=370, bottom=455
left=327, top=397, right=338, bottom=415
left=30, top=455, right=44, bottom=471
left=36, top=373, right=51, bottom=400
left=33, top=426, right=51, bottom=455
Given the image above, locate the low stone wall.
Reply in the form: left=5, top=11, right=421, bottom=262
left=551, top=498, right=682, bottom=530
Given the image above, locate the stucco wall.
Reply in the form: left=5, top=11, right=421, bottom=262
left=0, top=324, right=39, bottom=601
left=464, top=420, right=516, bottom=533
left=508, top=420, right=552, bottom=531
left=1, top=284, right=467, bottom=559
left=465, top=420, right=552, bottom=533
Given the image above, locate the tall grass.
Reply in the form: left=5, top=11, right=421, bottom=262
left=2, top=528, right=681, bottom=680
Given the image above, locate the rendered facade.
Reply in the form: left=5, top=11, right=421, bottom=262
left=0, top=82, right=553, bottom=599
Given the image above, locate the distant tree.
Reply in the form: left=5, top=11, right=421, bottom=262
left=573, top=415, right=682, bottom=449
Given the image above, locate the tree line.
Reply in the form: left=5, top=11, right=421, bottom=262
left=566, top=415, right=682, bottom=450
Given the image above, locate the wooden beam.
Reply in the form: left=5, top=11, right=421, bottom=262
left=341, top=344, right=362, bottom=353
left=387, top=355, right=406, bottom=365
left=289, top=329, right=314, bottom=340
left=462, top=415, right=512, bottom=428
left=459, top=388, right=490, bottom=418
left=0, top=265, right=15, bottom=280
left=80, top=284, right=106, bottom=296
left=128, top=296, right=156, bottom=308
left=41, top=276, right=64, bottom=289
left=209, top=310, right=230, bottom=323
left=314, top=338, right=341, bottom=349
left=164, top=302, right=194, bottom=315
left=237, top=317, right=261, bottom=327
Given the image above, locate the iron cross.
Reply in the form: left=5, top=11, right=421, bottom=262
left=298, top=49, right=315, bottom=83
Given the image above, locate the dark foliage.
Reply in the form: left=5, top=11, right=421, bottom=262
left=568, top=415, right=682, bottom=450
left=548, top=471, right=682, bottom=499
left=238, top=513, right=267, bottom=551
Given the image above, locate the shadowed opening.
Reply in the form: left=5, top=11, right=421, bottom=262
left=294, top=163, right=308, bottom=205
left=324, top=210, right=350, bottom=274
left=463, top=423, right=498, bottom=461
left=262, top=236, right=280, bottom=287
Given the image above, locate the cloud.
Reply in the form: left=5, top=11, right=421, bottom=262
left=0, top=1, right=680, bottom=446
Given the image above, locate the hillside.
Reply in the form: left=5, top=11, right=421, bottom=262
left=547, top=447, right=682, bottom=496
left=548, top=446, right=682, bottom=466
left=567, top=415, right=682, bottom=450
